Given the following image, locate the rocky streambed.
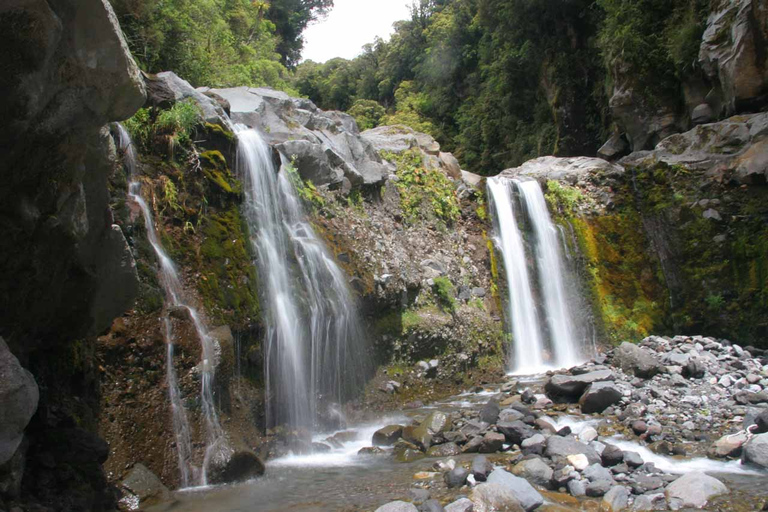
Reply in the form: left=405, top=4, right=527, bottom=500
left=138, top=335, right=768, bottom=511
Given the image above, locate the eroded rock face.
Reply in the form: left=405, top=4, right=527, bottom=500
left=700, top=0, right=768, bottom=115
left=0, top=0, right=145, bottom=345
left=0, top=338, right=38, bottom=466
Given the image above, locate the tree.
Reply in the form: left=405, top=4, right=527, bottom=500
left=266, top=0, right=334, bottom=68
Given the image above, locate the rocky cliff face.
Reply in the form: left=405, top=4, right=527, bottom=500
left=0, top=0, right=145, bottom=509
left=511, top=113, right=768, bottom=348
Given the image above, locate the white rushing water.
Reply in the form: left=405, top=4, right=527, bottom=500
left=115, top=125, right=226, bottom=486
left=487, top=177, right=589, bottom=374
left=235, top=127, right=366, bottom=431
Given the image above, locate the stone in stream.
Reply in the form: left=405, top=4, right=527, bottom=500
left=422, top=412, right=453, bottom=435
left=496, top=420, right=535, bottom=445
left=444, top=497, right=474, bottom=512
left=394, top=441, right=425, bottom=463
left=601, top=485, right=630, bottom=511
left=486, top=469, right=544, bottom=511
left=408, top=488, right=430, bottom=504
left=585, top=479, right=613, bottom=497
left=631, top=493, right=667, bottom=511
left=567, top=478, right=587, bottom=497
left=479, top=400, right=500, bottom=424
left=207, top=450, right=265, bottom=485
left=403, top=425, right=433, bottom=451
left=472, top=455, right=492, bottom=481
left=471, top=483, right=524, bottom=512
left=544, top=436, right=601, bottom=465
left=373, top=425, right=404, bottom=446
left=612, top=342, right=663, bottom=378
left=579, top=381, right=622, bottom=414
left=499, top=408, right=525, bottom=423
left=375, top=501, right=419, bottom=512
left=444, top=467, right=469, bottom=488
left=520, top=434, right=546, bottom=455
left=478, top=432, right=505, bottom=453
left=601, top=444, right=624, bottom=466
left=511, top=457, right=553, bottom=489
left=622, top=451, right=643, bottom=468
left=566, top=454, right=589, bottom=471
left=664, top=471, right=728, bottom=509
left=359, top=446, right=387, bottom=456
left=544, top=370, right=615, bottom=398
left=418, top=499, right=445, bottom=512
left=742, top=433, right=768, bottom=468
left=710, top=431, right=748, bottom=458
left=427, top=442, right=461, bottom=457
left=120, top=463, right=170, bottom=508
left=755, top=410, right=768, bottom=433
left=582, top=463, right=614, bottom=484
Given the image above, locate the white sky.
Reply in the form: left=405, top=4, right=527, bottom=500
left=301, top=0, right=413, bottom=63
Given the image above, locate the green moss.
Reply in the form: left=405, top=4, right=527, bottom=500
left=200, top=150, right=242, bottom=199
left=432, top=277, right=456, bottom=313
left=205, top=122, right=235, bottom=143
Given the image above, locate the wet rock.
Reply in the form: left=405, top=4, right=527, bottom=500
left=585, top=479, right=613, bottom=497
left=664, top=471, right=727, bottom=509
left=601, top=444, right=624, bottom=466
left=471, top=483, right=524, bottom=512
left=359, top=446, right=387, bottom=456
left=567, top=478, right=587, bottom=497
left=512, top=457, right=553, bottom=489
left=373, top=425, right=404, bottom=446
left=602, top=485, right=630, bottom=511
left=427, top=443, right=461, bottom=457
left=631, top=493, right=667, bottom=511
left=691, top=104, right=713, bottom=125
left=566, top=454, right=589, bottom=471
left=0, top=338, right=39, bottom=465
left=753, top=410, right=768, bottom=434
left=472, top=455, right=492, bottom=482
left=419, top=499, right=445, bottom=512
left=403, top=425, right=433, bottom=451
left=710, top=431, right=748, bottom=458
left=580, top=381, right=622, bottom=414
left=376, top=501, right=419, bottom=512
left=479, top=432, right=505, bottom=453
left=408, top=488, right=430, bottom=505
left=623, top=451, right=643, bottom=469
left=444, top=467, right=469, bottom=488
left=460, top=420, right=490, bottom=437
left=499, top=408, right=525, bottom=423
left=598, top=133, right=629, bottom=161
left=742, top=433, right=768, bottom=468
left=444, top=497, right=474, bottom=512
left=545, top=370, right=615, bottom=398
left=545, top=436, right=601, bottom=465
left=120, top=463, right=170, bottom=508
left=423, top=412, right=453, bottom=435
left=583, top=463, right=614, bottom=484
left=486, top=469, right=543, bottom=511
left=479, top=401, right=501, bottom=424
left=612, top=342, right=663, bottom=378
left=497, top=421, right=535, bottom=445
left=632, top=420, right=648, bottom=436
left=208, top=449, right=265, bottom=485
left=521, top=434, right=546, bottom=455
left=444, top=431, right=468, bottom=444
left=394, top=441, right=425, bottom=463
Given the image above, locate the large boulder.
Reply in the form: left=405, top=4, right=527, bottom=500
left=611, top=342, right=663, bottom=378
left=511, top=458, right=553, bottom=489
left=579, top=381, right=623, bottom=414
left=545, top=436, right=601, bottom=465
left=208, top=449, right=265, bottom=485
left=742, top=432, right=768, bottom=468
left=422, top=412, right=453, bottom=435
left=120, top=463, right=170, bottom=509
left=471, top=483, right=525, bottom=512
left=545, top=370, right=615, bottom=398
left=699, top=0, right=768, bottom=115
left=486, top=469, right=544, bottom=512
left=373, top=425, right=404, bottom=446
left=664, top=472, right=728, bottom=509
left=0, top=339, right=39, bottom=466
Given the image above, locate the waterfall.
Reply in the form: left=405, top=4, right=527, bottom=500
left=235, top=127, right=366, bottom=431
left=487, top=176, right=589, bottom=374
left=115, top=124, right=226, bottom=486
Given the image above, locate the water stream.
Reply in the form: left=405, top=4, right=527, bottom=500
left=235, top=127, right=367, bottom=431
left=115, top=125, right=226, bottom=486
left=487, top=177, right=591, bottom=374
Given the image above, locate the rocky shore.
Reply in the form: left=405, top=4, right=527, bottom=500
left=370, top=335, right=768, bottom=512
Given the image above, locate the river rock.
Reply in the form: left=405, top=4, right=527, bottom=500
left=479, top=401, right=501, bottom=424
left=545, top=370, right=615, bottom=398
left=472, top=455, right=492, bottom=481
left=444, top=497, right=474, bottom=512
left=664, top=471, right=728, bottom=509
left=423, top=412, right=453, bottom=435
left=444, top=467, right=469, bottom=488
left=497, top=421, right=535, bottom=445
left=120, top=463, right=170, bottom=508
left=373, top=425, right=404, bottom=446
left=376, top=501, right=419, bottom=512
left=710, top=431, right=748, bottom=457
left=208, top=449, right=265, bottom=484
left=471, top=483, right=524, bottom=512
left=403, top=425, right=433, bottom=451
left=394, top=441, right=425, bottom=463
left=623, top=451, right=643, bottom=468
left=545, top=436, right=601, bottom=465
left=583, top=463, right=614, bottom=484
left=742, top=433, right=768, bottom=468
left=512, top=457, right=553, bottom=489
left=419, top=499, right=446, bottom=512
left=612, top=342, right=663, bottom=378
left=478, top=432, right=505, bottom=453
left=602, top=485, right=630, bottom=511
left=567, top=478, right=587, bottom=497
left=580, top=381, right=623, bottom=414
left=631, top=493, right=667, bottom=511
left=427, top=442, right=461, bottom=457
left=486, top=469, right=543, bottom=511
left=0, top=339, right=39, bottom=465
left=601, top=444, right=624, bottom=466
left=566, top=453, right=589, bottom=471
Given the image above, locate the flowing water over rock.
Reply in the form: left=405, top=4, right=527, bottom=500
left=116, top=125, right=226, bottom=486
left=235, top=127, right=367, bottom=431
left=487, top=177, right=591, bottom=374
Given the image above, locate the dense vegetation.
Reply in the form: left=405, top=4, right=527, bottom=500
left=294, top=0, right=712, bottom=175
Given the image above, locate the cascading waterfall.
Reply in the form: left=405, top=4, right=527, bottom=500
left=115, top=124, right=226, bottom=486
left=235, top=127, right=366, bottom=431
left=487, top=176, right=590, bottom=374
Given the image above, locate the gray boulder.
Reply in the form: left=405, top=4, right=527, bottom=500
left=376, top=501, right=419, bottom=512
left=579, top=381, right=623, bottom=414
left=612, top=342, right=663, bottom=378
left=632, top=493, right=667, bottom=511
left=497, top=421, right=535, bottom=445
left=511, top=457, right=553, bottom=489
left=545, top=370, right=615, bottom=398
left=742, top=432, right=768, bottom=468
left=208, top=449, right=265, bottom=485
left=403, top=424, right=433, bottom=451
left=423, top=412, right=453, bottom=435
left=146, top=71, right=230, bottom=127
left=478, top=432, right=505, bottom=454
left=427, top=442, right=462, bottom=457
left=471, top=483, right=524, bottom=512
left=479, top=401, right=501, bottom=424
left=0, top=338, right=39, bottom=465
left=444, top=498, right=474, bottom=512
left=373, top=425, right=404, bottom=446
left=486, top=469, right=544, bottom=511
left=601, top=485, right=630, bottom=512
left=120, top=463, right=170, bottom=508
left=545, top=436, right=601, bottom=465
left=444, top=467, right=469, bottom=488
left=664, top=471, right=728, bottom=509
left=419, top=499, right=445, bottom=512
left=472, top=455, right=492, bottom=482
